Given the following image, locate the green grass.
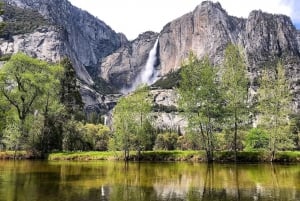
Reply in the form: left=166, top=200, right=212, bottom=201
left=48, top=151, right=121, bottom=161
left=47, top=150, right=300, bottom=163
left=3, top=150, right=300, bottom=162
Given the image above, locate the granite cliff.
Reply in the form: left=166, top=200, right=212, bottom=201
left=0, top=0, right=127, bottom=113
left=156, top=1, right=300, bottom=111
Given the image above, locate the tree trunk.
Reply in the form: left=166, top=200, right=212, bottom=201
left=234, top=109, right=238, bottom=162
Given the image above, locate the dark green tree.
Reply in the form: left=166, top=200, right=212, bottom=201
left=60, top=57, right=84, bottom=120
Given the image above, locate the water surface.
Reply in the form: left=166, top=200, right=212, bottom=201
left=0, top=160, right=300, bottom=201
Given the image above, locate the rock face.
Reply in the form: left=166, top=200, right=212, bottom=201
left=151, top=89, right=187, bottom=133
left=157, top=1, right=300, bottom=111
left=3, top=0, right=125, bottom=85
left=99, top=31, right=159, bottom=90
left=158, top=1, right=300, bottom=75
left=0, top=26, right=62, bottom=63
left=1, top=0, right=127, bottom=113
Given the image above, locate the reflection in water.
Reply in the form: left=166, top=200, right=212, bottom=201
left=0, top=161, right=300, bottom=201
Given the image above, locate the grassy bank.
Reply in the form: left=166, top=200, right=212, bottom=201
left=1, top=150, right=300, bottom=162
left=0, top=151, right=32, bottom=160
left=48, top=150, right=300, bottom=163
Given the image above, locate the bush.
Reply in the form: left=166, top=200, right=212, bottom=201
left=154, top=132, right=179, bottom=150
left=245, top=128, right=269, bottom=151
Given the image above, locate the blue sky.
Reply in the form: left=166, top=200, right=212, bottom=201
left=69, top=0, right=300, bottom=39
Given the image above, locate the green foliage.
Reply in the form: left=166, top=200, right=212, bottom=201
left=257, top=62, right=294, bottom=160
left=178, top=53, right=223, bottom=161
left=290, top=113, right=300, bottom=149
left=245, top=128, right=269, bottom=151
left=0, top=53, right=63, bottom=154
left=81, top=123, right=110, bottom=151
left=112, top=85, right=152, bottom=159
left=2, top=122, right=21, bottom=151
left=0, top=53, right=12, bottom=61
left=220, top=44, right=249, bottom=159
left=0, top=4, right=50, bottom=39
left=154, top=132, right=179, bottom=150
left=152, top=69, right=181, bottom=89
left=60, top=57, right=84, bottom=120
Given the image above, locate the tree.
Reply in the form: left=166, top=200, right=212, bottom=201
left=59, top=57, right=84, bottom=120
left=112, top=85, right=151, bottom=160
left=220, top=44, right=249, bottom=161
left=0, top=53, right=63, bottom=152
left=81, top=123, right=110, bottom=151
left=178, top=53, right=223, bottom=162
left=257, top=62, right=294, bottom=161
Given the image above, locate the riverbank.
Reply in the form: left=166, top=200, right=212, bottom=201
left=1, top=150, right=300, bottom=162
left=49, top=150, right=300, bottom=162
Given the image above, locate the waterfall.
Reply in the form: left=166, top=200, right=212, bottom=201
left=140, top=38, right=159, bottom=85
left=103, top=116, right=107, bottom=125
left=121, top=38, right=159, bottom=93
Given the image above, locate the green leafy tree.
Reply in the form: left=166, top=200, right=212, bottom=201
left=257, top=62, right=294, bottom=161
left=178, top=53, right=223, bottom=162
left=220, top=44, right=249, bottom=161
left=81, top=123, right=110, bottom=151
left=112, top=85, right=151, bottom=160
left=0, top=53, right=63, bottom=152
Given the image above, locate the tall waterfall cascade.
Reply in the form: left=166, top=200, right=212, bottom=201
left=140, top=38, right=159, bottom=85
left=121, top=38, right=159, bottom=93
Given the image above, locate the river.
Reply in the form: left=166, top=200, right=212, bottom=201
left=0, top=161, right=300, bottom=201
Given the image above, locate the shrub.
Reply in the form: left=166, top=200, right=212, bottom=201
left=245, top=128, right=269, bottom=151
left=154, top=132, right=179, bottom=150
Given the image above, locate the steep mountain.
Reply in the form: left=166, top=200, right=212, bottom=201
left=0, top=0, right=128, bottom=113
left=2, top=0, right=124, bottom=84
left=156, top=1, right=300, bottom=110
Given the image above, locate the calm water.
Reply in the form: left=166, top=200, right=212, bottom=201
left=0, top=161, right=300, bottom=201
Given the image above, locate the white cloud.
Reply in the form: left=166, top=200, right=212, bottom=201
left=69, top=0, right=299, bottom=39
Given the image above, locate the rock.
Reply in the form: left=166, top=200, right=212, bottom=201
left=0, top=26, right=62, bottom=62
left=80, top=83, right=122, bottom=114
left=150, top=89, right=187, bottom=133
left=99, top=31, right=159, bottom=89
left=157, top=1, right=300, bottom=111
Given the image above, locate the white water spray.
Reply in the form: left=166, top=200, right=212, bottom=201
left=140, top=38, right=159, bottom=85
left=121, top=38, right=159, bottom=93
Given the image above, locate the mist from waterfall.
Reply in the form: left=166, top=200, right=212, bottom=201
left=121, top=38, right=159, bottom=94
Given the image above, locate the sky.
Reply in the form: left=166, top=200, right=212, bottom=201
left=69, top=0, right=300, bottom=40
